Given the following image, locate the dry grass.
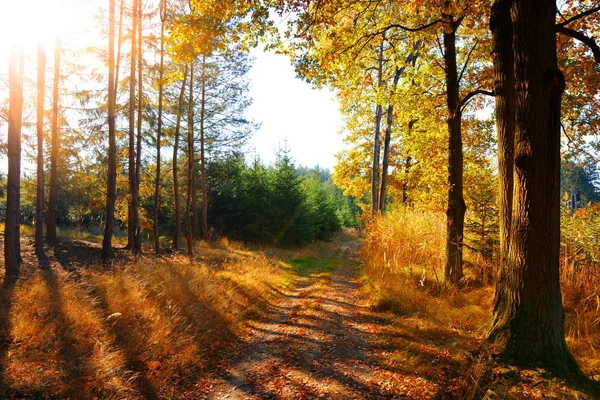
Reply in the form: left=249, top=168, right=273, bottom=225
left=0, top=238, right=305, bottom=399
left=359, top=206, right=600, bottom=396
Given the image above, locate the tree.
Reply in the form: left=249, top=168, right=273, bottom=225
left=102, top=0, right=117, bottom=261
left=186, top=62, right=195, bottom=258
left=154, top=0, right=167, bottom=253
left=172, top=66, right=187, bottom=249
left=487, top=0, right=577, bottom=374
left=35, top=44, right=46, bottom=257
left=46, top=36, right=61, bottom=245
left=4, top=43, right=24, bottom=279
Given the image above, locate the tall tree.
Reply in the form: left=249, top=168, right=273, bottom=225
left=487, top=0, right=576, bottom=373
left=47, top=36, right=61, bottom=245
left=35, top=44, right=46, bottom=257
left=4, top=43, right=24, bottom=279
left=371, top=38, right=384, bottom=216
left=199, top=54, right=208, bottom=241
left=127, top=0, right=139, bottom=252
left=134, top=0, right=143, bottom=255
left=172, top=66, right=188, bottom=249
left=186, top=62, right=195, bottom=258
left=102, top=0, right=117, bottom=261
left=154, top=0, right=167, bottom=252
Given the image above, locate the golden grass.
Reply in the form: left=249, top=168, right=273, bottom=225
left=359, top=206, right=600, bottom=384
left=0, top=239, right=304, bottom=399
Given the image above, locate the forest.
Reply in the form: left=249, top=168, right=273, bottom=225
left=0, top=0, right=599, bottom=398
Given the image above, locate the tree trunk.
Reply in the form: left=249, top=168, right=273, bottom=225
left=443, top=20, right=465, bottom=284
left=173, top=66, right=187, bottom=250
left=4, top=43, right=23, bottom=279
left=200, top=55, right=208, bottom=241
left=371, top=39, right=384, bottom=216
left=47, top=36, right=61, bottom=245
left=133, top=0, right=143, bottom=255
left=35, top=44, right=46, bottom=257
left=487, top=0, right=579, bottom=375
left=102, top=0, right=117, bottom=261
left=15, top=50, right=24, bottom=262
left=186, top=62, right=195, bottom=258
left=114, top=0, right=124, bottom=95
left=126, top=0, right=137, bottom=251
left=490, top=0, right=515, bottom=279
left=154, top=0, right=166, bottom=253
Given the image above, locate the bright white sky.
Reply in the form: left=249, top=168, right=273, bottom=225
left=0, top=0, right=344, bottom=172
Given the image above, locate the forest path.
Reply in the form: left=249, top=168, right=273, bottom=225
left=205, top=242, right=435, bottom=399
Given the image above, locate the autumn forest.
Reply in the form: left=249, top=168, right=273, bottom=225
left=0, top=0, right=599, bottom=398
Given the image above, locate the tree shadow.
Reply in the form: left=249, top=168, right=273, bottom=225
left=0, top=277, right=16, bottom=396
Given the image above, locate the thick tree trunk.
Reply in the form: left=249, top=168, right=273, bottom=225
left=126, top=0, right=138, bottom=251
left=133, top=0, right=143, bottom=255
left=47, top=36, right=61, bottom=245
left=186, top=63, right=195, bottom=258
left=173, top=66, right=187, bottom=250
left=490, top=0, right=515, bottom=278
left=487, top=0, right=578, bottom=374
left=35, top=45, right=46, bottom=257
left=371, top=39, right=384, bottom=216
left=154, top=0, right=166, bottom=253
left=4, top=43, right=23, bottom=279
left=102, top=0, right=117, bottom=261
left=443, top=21, right=465, bottom=284
left=200, top=55, right=208, bottom=241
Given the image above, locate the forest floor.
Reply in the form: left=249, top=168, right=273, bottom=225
left=0, top=233, right=598, bottom=399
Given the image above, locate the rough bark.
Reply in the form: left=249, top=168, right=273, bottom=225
left=102, top=0, right=117, bottom=261
left=173, top=66, right=187, bottom=250
left=200, top=55, right=208, bottom=241
left=4, top=43, right=23, bottom=279
left=35, top=45, right=46, bottom=257
left=371, top=39, right=384, bottom=216
left=186, top=63, right=195, bottom=258
left=489, top=0, right=515, bottom=301
left=488, top=0, right=578, bottom=374
left=154, top=0, right=166, bottom=253
left=47, top=36, right=61, bottom=245
left=443, top=19, right=465, bottom=284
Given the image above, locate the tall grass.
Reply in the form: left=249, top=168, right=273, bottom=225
left=359, top=205, right=600, bottom=378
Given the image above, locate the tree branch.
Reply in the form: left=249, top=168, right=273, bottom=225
left=557, top=25, right=600, bottom=63
left=459, top=89, right=494, bottom=112
left=557, top=6, right=600, bottom=27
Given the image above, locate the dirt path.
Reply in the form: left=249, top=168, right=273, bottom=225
left=205, top=245, right=429, bottom=399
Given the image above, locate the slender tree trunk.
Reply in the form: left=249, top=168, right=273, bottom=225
left=489, top=0, right=515, bottom=279
left=102, top=0, right=117, bottom=261
left=127, top=0, right=138, bottom=251
left=114, top=0, right=124, bottom=95
left=371, top=38, right=384, bottom=216
left=200, top=55, right=208, bottom=241
left=487, top=0, right=578, bottom=375
left=173, top=66, right=187, bottom=250
left=133, top=0, right=142, bottom=255
left=186, top=62, right=195, bottom=258
left=443, top=20, right=465, bottom=284
left=4, top=43, right=23, bottom=279
left=35, top=44, right=46, bottom=257
left=15, top=50, right=24, bottom=262
left=378, top=68, right=400, bottom=213
left=47, top=36, right=61, bottom=245
left=154, top=0, right=166, bottom=253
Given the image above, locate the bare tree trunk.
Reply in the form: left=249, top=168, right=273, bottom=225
left=443, top=19, right=465, bottom=284
left=35, top=44, right=46, bottom=257
left=200, top=55, right=208, bottom=241
left=114, top=0, right=124, bottom=95
left=126, top=0, right=137, bottom=251
left=4, top=43, right=23, bottom=279
left=133, top=0, right=143, bottom=255
left=102, top=0, right=117, bottom=261
left=186, top=62, right=194, bottom=258
left=47, top=36, right=61, bottom=245
left=15, top=50, right=24, bottom=262
left=487, top=0, right=579, bottom=375
left=489, top=0, right=515, bottom=279
left=371, top=38, right=384, bottom=216
left=154, top=0, right=166, bottom=253
left=172, top=66, right=187, bottom=250
left=378, top=68, right=400, bottom=213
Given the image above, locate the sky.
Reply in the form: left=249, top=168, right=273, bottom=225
left=0, top=0, right=345, bottom=173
